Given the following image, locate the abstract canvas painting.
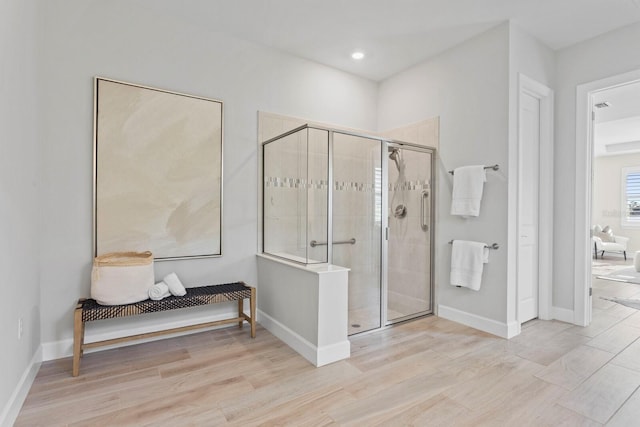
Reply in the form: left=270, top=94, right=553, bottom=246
left=94, top=78, right=223, bottom=260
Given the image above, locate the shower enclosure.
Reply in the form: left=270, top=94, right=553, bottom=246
left=262, top=124, right=434, bottom=334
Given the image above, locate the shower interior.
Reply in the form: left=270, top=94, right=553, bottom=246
left=262, top=124, right=434, bottom=334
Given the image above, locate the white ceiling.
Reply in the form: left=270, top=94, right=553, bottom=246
left=593, top=81, right=640, bottom=157
left=137, top=0, right=640, bottom=157
left=142, top=0, right=640, bottom=81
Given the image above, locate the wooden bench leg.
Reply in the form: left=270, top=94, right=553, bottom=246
left=73, top=303, right=84, bottom=377
left=250, top=287, right=256, bottom=338
left=238, top=298, right=244, bottom=329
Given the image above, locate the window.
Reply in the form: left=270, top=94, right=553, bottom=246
left=374, top=167, right=382, bottom=224
left=622, top=166, right=640, bottom=227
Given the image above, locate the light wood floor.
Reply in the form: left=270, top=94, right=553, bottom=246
left=17, top=270, right=640, bottom=426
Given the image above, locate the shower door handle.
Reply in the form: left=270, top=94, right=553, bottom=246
left=421, top=190, right=429, bottom=231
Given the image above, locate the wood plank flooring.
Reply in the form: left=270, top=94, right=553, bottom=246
left=16, top=269, right=640, bottom=426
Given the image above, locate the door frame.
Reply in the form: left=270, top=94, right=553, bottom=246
left=574, top=69, right=640, bottom=326
left=514, top=74, right=554, bottom=327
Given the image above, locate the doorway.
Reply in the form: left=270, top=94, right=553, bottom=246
left=515, top=74, right=554, bottom=326
left=575, top=69, right=640, bottom=326
left=588, top=80, right=640, bottom=321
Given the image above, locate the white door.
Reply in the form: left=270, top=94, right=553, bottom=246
left=518, top=92, right=541, bottom=323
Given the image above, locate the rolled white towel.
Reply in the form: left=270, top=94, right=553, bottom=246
left=164, top=272, right=187, bottom=296
left=149, top=281, right=170, bottom=300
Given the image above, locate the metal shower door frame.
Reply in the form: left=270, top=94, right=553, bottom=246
left=383, top=142, right=436, bottom=327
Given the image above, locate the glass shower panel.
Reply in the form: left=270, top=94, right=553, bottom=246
left=387, top=146, right=433, bottom=322
left=332, top=132, right=382, bottom=334
left=263, top=127, right=328, bottom=264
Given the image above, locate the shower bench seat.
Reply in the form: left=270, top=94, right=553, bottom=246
left=72, top=281, right=256, bottom=376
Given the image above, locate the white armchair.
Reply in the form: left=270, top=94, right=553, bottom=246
left=592, top=234, right=630, bottom=260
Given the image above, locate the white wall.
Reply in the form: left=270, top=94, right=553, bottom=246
left=378, top=22, right=556, bottom=333
left=0, top=0, right=42, bottom=423
left=593, top=153, right=640, bottom=253
left=38, top=1, right=377, bottom=353
left=555, top=22, right=640, bottom=310
left=378, top=23, right=510, bottom=326
left=508, top=23, right=556, bottom=90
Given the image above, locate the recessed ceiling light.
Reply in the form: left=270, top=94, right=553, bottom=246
left=351, top=51, right=365, bottom=60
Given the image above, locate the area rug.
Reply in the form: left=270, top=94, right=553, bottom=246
left=596, top=267, right=640, bottom=285
left=592, top=261, right=634, bottom=278
left=600, top=297, right=640, bottom=310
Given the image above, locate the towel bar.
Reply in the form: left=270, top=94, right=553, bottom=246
left=448, top=164, right=499, bottom=175
left=448, top=240, right=499, bottom=250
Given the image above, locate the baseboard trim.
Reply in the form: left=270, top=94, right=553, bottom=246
left=257, top=310, right=349, bottom=366
left=257, top=309, right=318, bottom=365
left=0, top=345, right=42, bottom=427
left=552, top=306, right=575, bottom=324
left=506, top=320, right=521, bottom=339
left=41, top=309, right=241, bottom=361
left=317, top=340, right=351, bottom=367
left=438, top=304, right=511, bottom=338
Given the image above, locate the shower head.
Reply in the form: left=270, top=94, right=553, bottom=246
left=389, top=148, right=401, bottom=172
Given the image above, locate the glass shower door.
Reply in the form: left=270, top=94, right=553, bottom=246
left=332, top=132, right=383, bottom=334
left=386, top=144, right=433, bottom=323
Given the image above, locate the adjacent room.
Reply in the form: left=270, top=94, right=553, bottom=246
left=3, top=0, right=640, bottom=425
left=591, top=81, right=640, bottom=281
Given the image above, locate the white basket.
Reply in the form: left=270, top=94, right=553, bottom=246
left=91, top=251, right=154, bottom=305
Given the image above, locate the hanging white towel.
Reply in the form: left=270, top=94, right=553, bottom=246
left=450, top=240, right=489, bottom=291
left=450, top=165, right=487, bottom=217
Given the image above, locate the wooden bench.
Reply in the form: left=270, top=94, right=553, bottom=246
left=73, top=281, right=256, bottom=376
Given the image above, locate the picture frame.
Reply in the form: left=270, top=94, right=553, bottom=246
left=93, top=77, right=223, bottom=260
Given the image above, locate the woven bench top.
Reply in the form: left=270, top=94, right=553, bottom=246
left=80, top=282, right=252, bottom=322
